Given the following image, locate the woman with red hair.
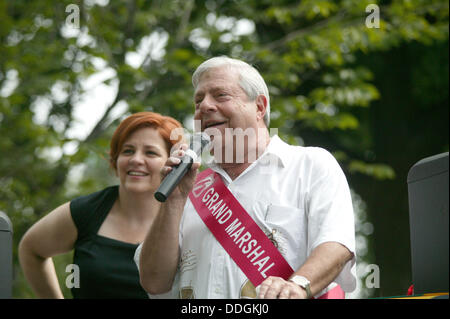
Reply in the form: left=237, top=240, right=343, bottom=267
left=19, top=112, right=183, bottom=298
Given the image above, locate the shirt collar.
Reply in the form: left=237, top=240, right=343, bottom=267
left=260, top=134, right=288, bottom=168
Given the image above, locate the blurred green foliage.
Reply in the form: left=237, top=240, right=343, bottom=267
left=0, top=0, right=448, bottom=298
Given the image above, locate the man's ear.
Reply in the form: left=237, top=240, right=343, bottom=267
left=255, top=94, right=268, bottom=122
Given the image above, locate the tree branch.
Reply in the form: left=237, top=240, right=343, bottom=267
left=175, top=0, right=194, bottom=45
left=137, top=0, right=194, bottom=102
left=83, top=84, right=124, bottom=143
left=82, top=0, right=137, bottom=143
left=263, top=11, right=349, bottom=51
left=263, top=2, right=447, bottom=52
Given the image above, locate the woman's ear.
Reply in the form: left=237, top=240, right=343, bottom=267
left=110, top=160, right=118, bottom=177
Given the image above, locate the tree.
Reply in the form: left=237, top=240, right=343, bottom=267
left=351, top=39, right=449, bottom=296
left=1, top=0, right=448, bottom=298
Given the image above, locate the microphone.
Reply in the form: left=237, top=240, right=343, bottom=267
left=154, top=132, right=211, bottom=202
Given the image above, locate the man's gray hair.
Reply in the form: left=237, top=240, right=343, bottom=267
left=192, top=56, right=271, bottom=127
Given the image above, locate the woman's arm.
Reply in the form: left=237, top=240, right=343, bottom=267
left=18, top=202, right=78, bottom=298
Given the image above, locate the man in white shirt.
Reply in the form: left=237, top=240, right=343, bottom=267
left=136, top=56, right=356, bottom=299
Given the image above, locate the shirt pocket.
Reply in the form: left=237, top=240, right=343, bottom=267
left=256, top=203, right=308, bottom=267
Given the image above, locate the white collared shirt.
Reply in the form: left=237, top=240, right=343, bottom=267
left=135, top=135, right=356, bottom=298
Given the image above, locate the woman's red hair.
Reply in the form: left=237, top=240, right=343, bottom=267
left=109, top=112, right=183, bottom=170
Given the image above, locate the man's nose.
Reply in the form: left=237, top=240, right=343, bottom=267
left=198, top=95, right=217, bottom=113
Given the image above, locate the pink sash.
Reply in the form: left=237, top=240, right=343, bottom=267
left=189, top=168, right=345, bottom=298
left=317, top=285, right=345, bottom=299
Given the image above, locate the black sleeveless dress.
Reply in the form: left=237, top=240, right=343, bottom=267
left=70, top=186, right=148, bottom=299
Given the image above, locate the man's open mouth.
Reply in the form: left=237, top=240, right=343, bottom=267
left=204, top=121, right=226, bottom=129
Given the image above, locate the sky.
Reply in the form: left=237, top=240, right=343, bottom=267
left=26, top=12, right=256, bottom=153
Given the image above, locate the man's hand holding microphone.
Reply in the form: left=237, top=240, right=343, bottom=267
left=155, top=132, right=211, bottom=202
